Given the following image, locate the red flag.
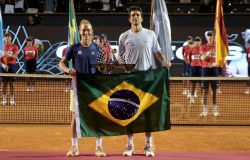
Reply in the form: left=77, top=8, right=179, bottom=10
left=215, top=0, right=229, bottom=67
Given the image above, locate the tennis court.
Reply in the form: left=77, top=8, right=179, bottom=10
left=0, top=75, right=250, bottom=159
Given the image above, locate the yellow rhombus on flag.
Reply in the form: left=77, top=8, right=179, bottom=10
left=88, top=81, right=159, bottom=126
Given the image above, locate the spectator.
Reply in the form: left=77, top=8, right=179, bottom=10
left=45, top=0, right=57, bottom=13
left=100, top=33, right=113, bottom=63
left=100, top=0, right=110, bottom=12
left=189, top=36, right=202, bottom=104
left=182, top=36, right=193, bottom=95
left=4, top=0, right=15, bottom=13
left=14, top=0, right=25, bottom=13
left=1, top=33, right=19, bottom=106
left=200, top=31, right=220, bottom=117
left=56, top=0, right=68, bottom=12
left=93, top=34, right=101, bottom=46
left=23, top=36, right=38, bottom=91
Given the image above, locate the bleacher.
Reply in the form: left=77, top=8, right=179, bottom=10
left=2, top=0, right=250, bottom=14
left=230, top=3, right=250, bottom=13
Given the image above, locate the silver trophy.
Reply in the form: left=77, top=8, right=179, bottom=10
left=93, top=48, right=135, bottom=73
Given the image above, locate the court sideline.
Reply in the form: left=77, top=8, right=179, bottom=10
left=0, top=125, right=250, bottom=159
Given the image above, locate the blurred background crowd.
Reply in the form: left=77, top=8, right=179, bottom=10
left=1, top=0, right=250, bottom=14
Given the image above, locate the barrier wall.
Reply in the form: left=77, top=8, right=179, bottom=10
left=2, top=13, right=250, bottom=75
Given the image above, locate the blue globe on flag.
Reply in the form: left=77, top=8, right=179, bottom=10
left=108, top=89, right=140, bottom=120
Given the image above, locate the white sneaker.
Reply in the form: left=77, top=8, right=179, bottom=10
left=212, top=105, right=220, bottom=117
left=212, top=111, right=220, bottom=117
left=200, top=110, right=208, bottom=116
left=95, top=146, right=106, bottom=157
left=194, top=91, right=197, bottom=97
left=182, top=89, right=187, bottom=95
left=30, top=86, right=35, bottom=92
left=189, top=96, right=195, bottom=104
left=123, top=145, right=135, bottom=157
left=1, top=99, right=7, bottom=106
left=66, top=146, right=80, bottom=157
left=65, top=85, right=71, bottom=92
left=200, top=106, right=208, bottom=116
left=244, top=88, right=250, bottom=94
left=10, top=99, right=16, bottom=106
left=144, top=145, right=155, bottom=157
left=216, top=88, right=222, bottom=94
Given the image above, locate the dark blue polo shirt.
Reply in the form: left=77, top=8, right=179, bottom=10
left=65, top=42, right=102, bottom=74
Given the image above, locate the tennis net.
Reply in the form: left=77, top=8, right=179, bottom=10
left=0, top=74, right=250, bottom=125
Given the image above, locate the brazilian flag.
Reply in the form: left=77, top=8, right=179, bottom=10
left=68, top=0, right=80, bottom=45
left=76, top=67, right=170, bottom=137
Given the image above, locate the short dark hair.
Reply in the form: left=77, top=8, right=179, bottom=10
left=186, top=36, right=193, bottom=41
left=4, top=32, right=11, bottom=37
left=128, top=6, right=143, bottom=16
left=195, top=36, right=202, bottom=42
left=100, top=33, right=108, bottom=42
left=26, top=36, right=35, bottom=45
left=93, top=34, right=100, bottom=40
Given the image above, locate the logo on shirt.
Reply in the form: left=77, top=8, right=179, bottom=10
left=7, top=51, right=13, bottom=56
left=78, top=51, right=82, bottom=54
left=128, top=42, right=135, bottom=47
left=26, top=51, right=35, bottom=55
left=91, top=51, right=95, bottom=55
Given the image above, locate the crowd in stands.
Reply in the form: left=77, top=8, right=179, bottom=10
left=1, top=0, right=250, bottom=14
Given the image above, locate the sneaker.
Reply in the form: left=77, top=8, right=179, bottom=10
left=66, top=146, right=80, bottom=157
left=65, top=86, right=71, bottom=92
left=216, top=88, right=222, bottom=94
left=123, top=145, right=135, bottom=157
left=189, top=96, right=195, bottom=104
left=212, top=105, right=220, bottom=117
left=212, top=111, right=220, bottom=117
left=200, top=106, right=208, bottom=117
left=1, top=99, right=7, bottom=106
left=200, top=110, right=208, bottom=116
left=244, top=88, right=250, bottom=94
left=182, top=89, right=187, bottom=95
left=30, top=86, right=35, bottom=92
left=144, top=145, right=155, bottom=157
left=10, top=97, right=15, bottom=106
left=10, top=99, right=16, bottom=106
left=194, top=91, right=197, bottom=98
left=95, top=146, right=106, bottom=157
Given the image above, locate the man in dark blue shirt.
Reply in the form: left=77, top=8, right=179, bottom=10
left=59, top=19, right=106, bottom=157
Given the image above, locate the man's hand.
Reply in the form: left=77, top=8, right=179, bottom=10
left=164, top=60, right=171, bottom=69
left=155, top=51, right=171, bottom=69
left=67, top=68, right=76, bottom=76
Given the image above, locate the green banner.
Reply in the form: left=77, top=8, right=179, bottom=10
left=76, top=67, right=170, bottom=137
